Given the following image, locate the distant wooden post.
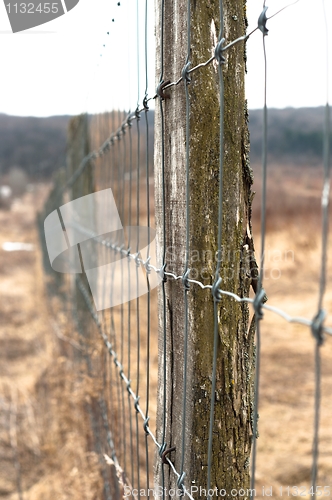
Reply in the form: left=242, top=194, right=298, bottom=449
left=67, top=114, right=93, bottom=200
left=66, top=114, right=95, bottom=311
left=154, top=0, right=256, bottom=496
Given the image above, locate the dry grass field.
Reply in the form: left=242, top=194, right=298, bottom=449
left=250, top=163, right=332, bottom=496
left=1, top=163, right=332, bottom=499
left=0, top=185, right=105, bottom=500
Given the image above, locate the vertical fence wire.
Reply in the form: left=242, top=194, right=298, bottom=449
left=157, top=1, right=168, bottom=499
left=311, top=0, right=331, bottom=491
left=250, top=12, right=268, bottom=494
left=179, top=0, right=192, bottom=490
left=135, top=6, right=142, bottom=490
left=144, top=0, right=151, bottom=496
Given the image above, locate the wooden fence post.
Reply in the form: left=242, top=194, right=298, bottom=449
left=154, top=0, right=256, bottom=496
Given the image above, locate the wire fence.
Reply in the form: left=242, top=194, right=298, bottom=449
left=39, top=0, right=331, bottom=499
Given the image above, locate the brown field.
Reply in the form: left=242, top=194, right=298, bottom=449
left=250, top=163, right=332, bottom=497
left=1, top=163, right=332, bottom=499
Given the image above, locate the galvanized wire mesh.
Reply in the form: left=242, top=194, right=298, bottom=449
left=40, top=0, right=331, bottom=499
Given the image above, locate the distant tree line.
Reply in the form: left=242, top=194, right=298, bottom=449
left=0, top=114, right=70, bottom=179
left=0, top=107, right=328, bottom=181
left=249, top=106, right=331, bottom=164
left=0, top=112, right=155, bottom=180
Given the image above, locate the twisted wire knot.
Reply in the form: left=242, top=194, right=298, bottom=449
left=182, top=269, right=190, bottom=291
left=214, top=38, right=226, bottom=65
left=157, top=80, right=171, bottom=100
left=143, top=416, right=150, bottom=435
left=177, top=471, right=186, bottom=495
left=160, top=263, right=167, bottom=283
left=181, top=62, right=191, bottom=84
left=159, top=442, right=167, bottom=458
left=253, top=287, right=266, bottom=320
left=311, top=309, right=326, bottom=346
left=134, top=395, right=140, bottom=412
left=135, top=106, right=141, bottom=120
left=143, top=95, right=149, bottom=111
left=144, top=256, right=152, bottom=274
left=135, top=253, right=141, bottom=268
left=212, top=277, right=223, bottom=302
left=258, top=6, right=269, bottom=35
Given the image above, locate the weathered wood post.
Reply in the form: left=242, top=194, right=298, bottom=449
left=66, top=114, right=95, bottom=311
left=154, top=0, right=256, bottom=497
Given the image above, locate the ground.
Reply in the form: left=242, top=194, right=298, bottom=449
left=0, top=165, right=332, bottom=498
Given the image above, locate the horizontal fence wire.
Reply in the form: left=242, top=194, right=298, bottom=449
left=46, top=214, right=332, bottom=336
left=39, top=0, right=331, bottom=498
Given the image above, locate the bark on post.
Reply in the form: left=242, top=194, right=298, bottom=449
left=154, top=0, right=256, bottom=497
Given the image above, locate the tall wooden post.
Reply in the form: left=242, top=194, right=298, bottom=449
left=154, top=0, right=256, bottom=497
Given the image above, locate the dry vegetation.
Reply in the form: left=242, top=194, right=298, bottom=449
left=0, top=186, right=104, bottom=500
left=0, top=162, right=332, bottom=499
left=251, top=163, right=332, bottom=496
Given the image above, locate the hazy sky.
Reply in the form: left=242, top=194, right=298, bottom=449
left=0, top=0, right=331, bottom=117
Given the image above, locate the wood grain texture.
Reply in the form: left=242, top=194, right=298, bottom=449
left=154, top=1, right=256, bottom=497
